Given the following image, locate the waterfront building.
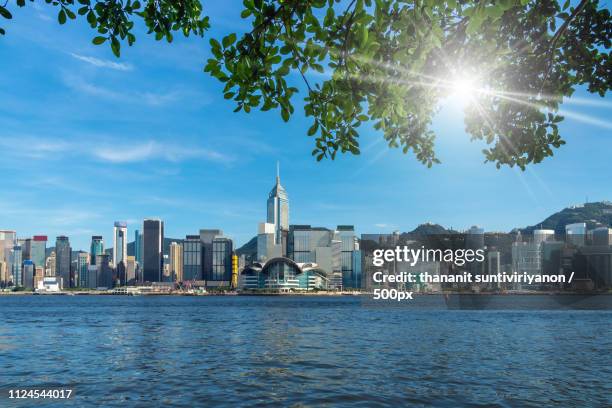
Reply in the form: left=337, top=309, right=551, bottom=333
left=351, top=250, right=363, bottom=289
left=113, top=221, right=128, bottom=269
left=134, top=230, right=143, bottom=266
left=0, top=260, right=6, bottom=287
left=338, top=226, right=359, bottom=288
left=55, top=236, right=72, bottom=288
left=566, top=223, right=587, bottom=247
left=241, top=257, right=328, bottom=291
left=96, top=254, right=113, bottom=289
left=19, top=238, right=32, bottom=261
left=466, top=226, right=485, bottom=279
left=0, top=231, right=16, bottom=284
left=257, top=222, right=281, bottom=261
left=512, top=241, right=542, bottom=289
left=200, top=229, right=222, bottom=284
left=126, top=256, right=137, bottom=284
left=168, top=242, right=183, bottom=282
left=591, top=227, right=612, bottom=246
left=287, top=225, right=343, bottom=288
left=208, top=237, right=233, bottom=286
left=267, top=163, right=289, bottom=245
left=45, top=251, right=56, bottom=277
left=143, top=219, right=164, bottom=282
left=11, top=245, right=23, bottom=286
left=90, top=236, right=104, bottom=265
left=534, top=229, right=556, bottom=245
left=76, top=251, right=90, bottom=288
left=30, top=235, right=47, bottom=269
left=23, top=259, right=34, bottom=289
left=36, top=276, right=61, bottom=292
left=87, top=265, right=98, bottom=289
left=34, top=266, right=44, bottom=288
left=182, top=235, right=201, bottom=281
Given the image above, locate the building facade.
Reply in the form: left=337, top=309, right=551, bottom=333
left=30, top=235, right=47, bottom=269
left=55, top=236, right=72, bottom=288
left=169, top=242, right=183, bottom=282
left=143, top=219, right=164, bottom=282
left=113, top=221, right=128, bottom=269
left=267, top=164, right=289, bottom=245
left=90, top=236, right=104, bottom=265
left=182, top=235, right=201, bottom=281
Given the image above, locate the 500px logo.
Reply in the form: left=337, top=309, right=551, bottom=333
left=372, top=289, right=413, bottom=301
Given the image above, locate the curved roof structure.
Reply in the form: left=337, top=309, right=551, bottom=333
left=241, top=257, right=328, bottom=277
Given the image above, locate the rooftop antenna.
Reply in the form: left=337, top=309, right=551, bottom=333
left=276, top=161, right=280, bottom=183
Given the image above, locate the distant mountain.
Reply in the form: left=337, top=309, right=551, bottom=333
left=236, top=236, right=257, bottom=257
left=520, top=201, right=612, bottom=234
left=408, top=223, right=451, bottom=235
left=126, top=237, right=182, bottom=257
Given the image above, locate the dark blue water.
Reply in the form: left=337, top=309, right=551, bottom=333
left=1, top=295, right=611, bottom=407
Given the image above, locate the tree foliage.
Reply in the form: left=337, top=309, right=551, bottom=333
left=1, top=0, right=610, bottom=168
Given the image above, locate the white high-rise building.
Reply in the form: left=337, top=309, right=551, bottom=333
left=266, top=162, right=289, bottom=245
left=566, top=223, right=587, bottom=246
left=534, top=229, right=555, bottom=245
left=113, top=221, right=128, bottom=268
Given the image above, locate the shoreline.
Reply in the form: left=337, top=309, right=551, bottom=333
left=1, top=291, right=610, bottom=296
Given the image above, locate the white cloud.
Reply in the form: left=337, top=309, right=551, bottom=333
left=0, top=136, right=232, bottom=164
left=70, top=53, right=133, bottom=71
left=93, top=141, right=232, bottom=163
left=62, top=75, right=201, bottom=107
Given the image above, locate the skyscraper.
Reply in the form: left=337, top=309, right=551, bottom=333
left=200, top=229, right=222, bottom=283
left=30, top=235, right=47, bottom=269
left=0, top=230, right=16, bottom=272
left=566, top=223, right=587, bottom=246
left=338, top=226, right=359, bottom=288
left=209, top=237, right=233, bottom=285
left=134, top=229, right=142, bottom=266
left=11, top=245, right=22, bottom=286
left=22, top=259, right=34, bottom=289
left=45, top=251, right=56, bottom=277
left=113, top=221, right=128, bottom=268
left=90, top=236, right=104, bottom=265
left=267, top=163, right=289, bottom=245
left=143, top=219, right=164, bottom=282
left=76, top=251, right=90, bottom=288
left=55, top=236, right=72, bottom=288
left=96, top=254, right=113, bottom=288
left=182, top=235, right=201, bottom=281
left=169, top=242, right=183, bottom=282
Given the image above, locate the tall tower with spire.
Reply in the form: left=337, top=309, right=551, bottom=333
left=267, top=162, right=289, bottom=245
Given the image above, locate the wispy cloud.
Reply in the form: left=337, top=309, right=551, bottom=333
left=62, top=74, right=206, bottom=107
left=374, top=223, right=398, bottom=229
left=94, top=141, right=232, bottom=163
left=0, top=135, right=232, bottom=164
left=70, top=53, right=133, bottom=71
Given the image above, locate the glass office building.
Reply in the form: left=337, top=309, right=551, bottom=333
left=210, top=237, right=233, bottom=284
left=182, top=235, right=201, bottom=281
left=113, top=221, right=128, bottom=268
left=143, top=219, right=164, bottom=282
left=30, top=236, right=47, bottom=269
left=55, top=236, right=72, bottom=288
left=90, top=236, right=104, bottom=266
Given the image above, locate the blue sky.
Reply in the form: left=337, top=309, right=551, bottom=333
left=1, top=2, right=611, bottom=251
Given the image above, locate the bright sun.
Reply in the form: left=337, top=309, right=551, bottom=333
left=448, top=75, right=481, bottom=106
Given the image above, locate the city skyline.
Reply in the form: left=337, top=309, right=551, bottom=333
left=1, top=4, right=612, bottom=252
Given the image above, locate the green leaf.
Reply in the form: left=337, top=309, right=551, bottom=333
left=281, top=108, right=289, bottom=122
left=111, top=37, right=120, bottom=57
left=0, top=6, right=12, bottom=20
left=58, top=9, right=67, bottom=25
left=307, top=122, right=319, bottom=136
left=92, top=36, right=106, bottom=45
